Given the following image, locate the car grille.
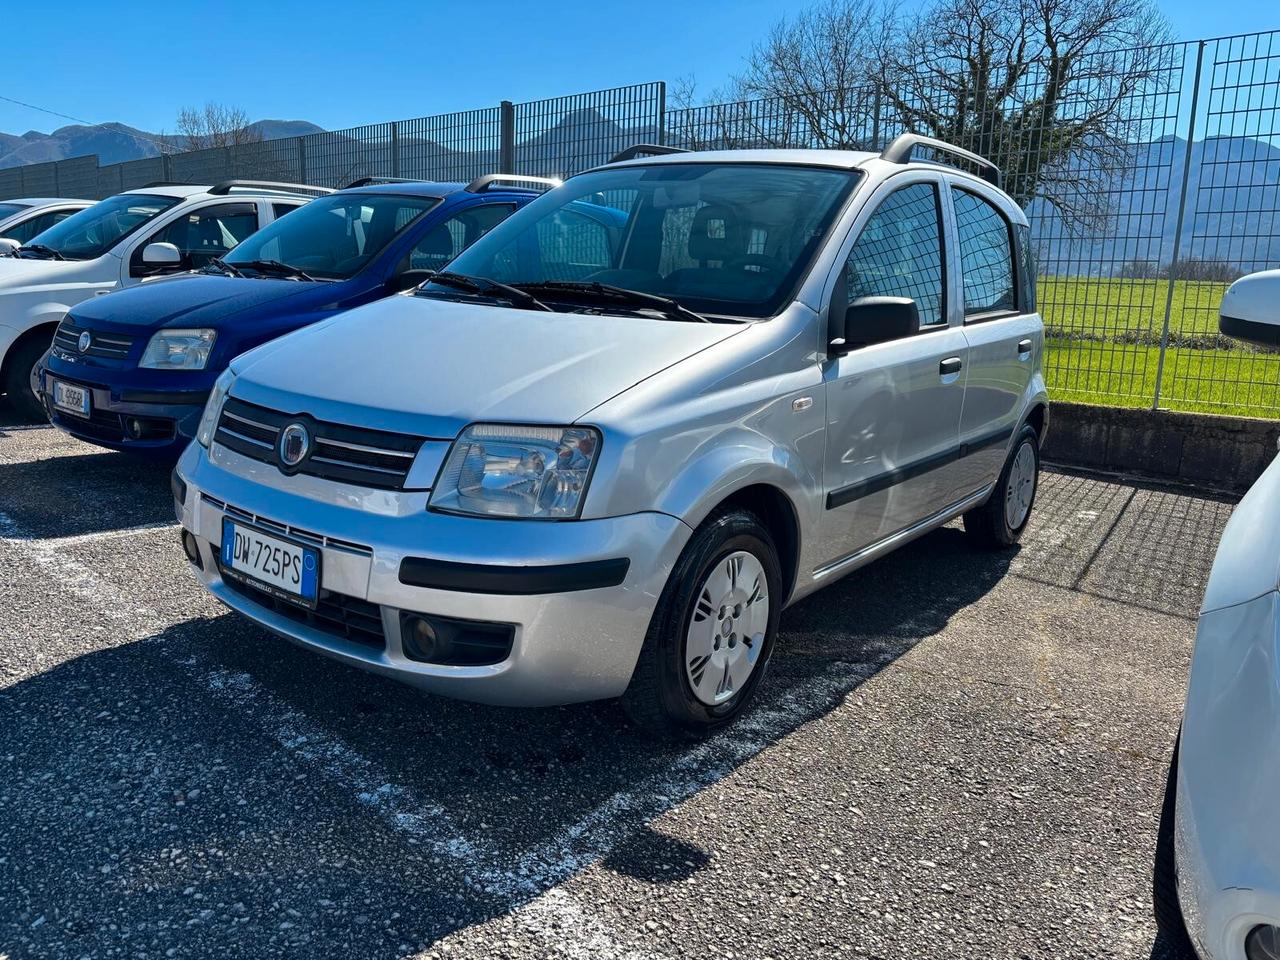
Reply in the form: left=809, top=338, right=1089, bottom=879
left=51, top=405, right=128, bottom=442
left=214, top=397, right=423, bottom=491
left=219, top=565, right=387, bottom=652
left=53, top=320, right=135, bottom=359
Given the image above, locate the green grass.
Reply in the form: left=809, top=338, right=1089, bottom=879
left=1035, top=275, right=1280, bottom=418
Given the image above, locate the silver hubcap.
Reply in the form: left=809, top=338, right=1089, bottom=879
left=685, top=551, right=769, bottom=706
left=1005, top=441, right=1037, bottom=530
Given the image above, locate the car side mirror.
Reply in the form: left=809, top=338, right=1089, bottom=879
left=392, top=268, right=435, bottom=292
left=830, top=296, right=920, bottom=355
left=1220, top=270, right=1280, bottom=348
left=141, top=242, right=183, bottom=268
left=0, top=238, right=19, bottom=257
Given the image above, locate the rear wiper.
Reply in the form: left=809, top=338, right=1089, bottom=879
left=513, top=281, right=710, bottom=323
left=203, top=257, right=244, bottom=278
left=419, top=271, right=552, bottom=312
left=17, top=243, right=66, bottom=261
left=235, top=259, right=315, bottom=281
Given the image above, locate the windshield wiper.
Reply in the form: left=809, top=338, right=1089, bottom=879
left=202, top=257, right=244, bottom=278
left=419, top=271, right=552, bottom=312
left=235, top=259, right=315, bottom=281
left=17, top=243, right=66, bottom=261
left=513, top=281, right=710, bottom=323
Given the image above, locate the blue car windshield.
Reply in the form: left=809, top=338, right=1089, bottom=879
left=23, top=193, right=181, bottom=260
left=432, top=162, right=861, bottom=319
left=223, top=193, right=440, bottom=280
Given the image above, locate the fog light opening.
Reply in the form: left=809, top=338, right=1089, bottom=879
left=1247, top=924, right=1280, bottom=960
left=181, top=531, right=203, bottom=569
left=399, top=612, right=514, bottom=667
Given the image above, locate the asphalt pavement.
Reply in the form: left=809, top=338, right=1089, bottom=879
left=0, top=413, right=1236, bottom=959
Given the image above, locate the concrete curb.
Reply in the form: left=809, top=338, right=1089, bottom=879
left=1042, top=401, right=1280, bottom=493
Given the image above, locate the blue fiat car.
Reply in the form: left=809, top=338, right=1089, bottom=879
left=38, top=175, right=557, bottom=455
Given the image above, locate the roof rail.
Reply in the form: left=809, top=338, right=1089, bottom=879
left=342, top=176, right=428, bottom=189
left=140, top=181, right=195, bottom=188
left=608, top=144, right=690, bottom=164
left=464, top=174, right=562, bottom=194
left=879, top=134, right=1001, bottom=187
left=208, top=179, right=334, bottom=197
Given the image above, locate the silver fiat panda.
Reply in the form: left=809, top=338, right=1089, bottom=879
left=174, top=138, right=1047, bottom=737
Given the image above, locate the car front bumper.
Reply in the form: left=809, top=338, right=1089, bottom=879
left=39, top=365, right=206, bottom=454
left=174, top=442, right=692, bottom=706
left=1176, top=590, right=1280, bottom=960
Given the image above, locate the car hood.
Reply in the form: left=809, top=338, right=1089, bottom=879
left=231, top=294, right=746, bottom=438
left=0, top=255, right=83, bottom=288
left=70, top=274, right=318, bottom=330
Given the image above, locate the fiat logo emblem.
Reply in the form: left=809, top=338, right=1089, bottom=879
left=278, top=422, right=311, bottom=469
left=77, top=331, right=92, bottom=353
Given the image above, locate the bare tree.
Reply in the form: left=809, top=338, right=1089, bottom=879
left=733, top=0, right=893, bottom=149
left=175, top=103, right=262, bottom=153
left=879, top=0, right=1175, bottom=229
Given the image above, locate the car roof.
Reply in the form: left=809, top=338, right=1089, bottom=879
left=4, top=197, right=90, bottom=208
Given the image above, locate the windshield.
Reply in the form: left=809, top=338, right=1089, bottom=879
left=0, top=202, right=30, bottom=222
left=432, top=162, right=860, bottom=319
left=23, top=193, right=181, bottom=260
left=223, top=193, right=439, bottom=280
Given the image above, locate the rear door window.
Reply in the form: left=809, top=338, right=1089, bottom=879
left=952, top=189, right=1016, bottom=318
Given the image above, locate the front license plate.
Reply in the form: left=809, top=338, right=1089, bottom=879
left=52, top=379, right=90, bottom=418
left=220, top=518, right=319, bottom=608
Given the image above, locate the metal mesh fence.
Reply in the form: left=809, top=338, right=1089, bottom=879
left=3, top=43, right=1280, bottom=416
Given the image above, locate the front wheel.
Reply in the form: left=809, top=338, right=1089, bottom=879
left=622, top=508, right=782, bottom=739
left=964, top=423, right=1039, bottom=548
left=2, top=334, right=50, bottom=424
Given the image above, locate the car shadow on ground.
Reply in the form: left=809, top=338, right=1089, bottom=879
left=0, top=449, right=174, bottom=538
left=0, top=526, right=1016, bottom=957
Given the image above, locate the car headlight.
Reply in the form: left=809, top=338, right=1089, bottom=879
left=140, top=328, right=217, bottom=370
left=429, top=424, right=600, bottom=519
left=196, top=369, right=234, bottom=448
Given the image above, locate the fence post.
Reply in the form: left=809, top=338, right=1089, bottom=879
left=1152, top=40, right=1206, bottom=412
left=297, top=137, right=307, bottom=185
left=656, top=82, right=667, bottom=146
left=391, top=122, right=400, bottom=178
left=162, top=152, right=172, bottom=183
left=52, top=160, right=60, bottom=197
left=499, top=101, right=516, bottom=174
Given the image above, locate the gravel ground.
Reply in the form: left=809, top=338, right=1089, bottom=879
left=0, top=415, right=1237, bottom=959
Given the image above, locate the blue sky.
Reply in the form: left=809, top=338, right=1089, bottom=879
left=3, top=0, right=1278, bottom=135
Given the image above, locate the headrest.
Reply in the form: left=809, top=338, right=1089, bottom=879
left=687, top=204, right=744, bottom=263
left=416, top=225, right=455, bottom=261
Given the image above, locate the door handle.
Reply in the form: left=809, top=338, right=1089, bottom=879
left=1017, top=338, right=1033, bottom=356
left=940, top=357, right=962, bottom=377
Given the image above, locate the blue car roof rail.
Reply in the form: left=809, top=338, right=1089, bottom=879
left=342, top=176, right=429, bottom=189
left=464, top=174, right=562, bottom=194
left=879, top=134, right=1001, bottom=188
left=608, top=144, right=690, bottom=164
left=208, top=179, right=334, bottom=197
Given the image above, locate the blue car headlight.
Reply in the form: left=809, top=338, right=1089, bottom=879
left=140, top=328, right=217, bottom=370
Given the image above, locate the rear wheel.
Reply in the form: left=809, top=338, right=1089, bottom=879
left=964, top=423, right=1039, bottom=548
left=622, top=508, right=781, bottom=739
left=2, top=333, right=50, bottom=423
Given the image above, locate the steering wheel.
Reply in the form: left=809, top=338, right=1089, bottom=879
left=725, top=253, right=783, bottom=274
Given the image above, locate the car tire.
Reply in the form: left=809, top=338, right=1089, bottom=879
left=622, top=507, right=782, bottom=740
left=963, top=423, right=1039, bottom=548
left=1154, top=734, right=1197, bottom=958
left=2, top=334, right=50, bottom=424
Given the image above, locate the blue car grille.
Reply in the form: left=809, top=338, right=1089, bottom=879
left=53, top=320, right=135, bottom=360
left=214, top=397, right=423, bottom=491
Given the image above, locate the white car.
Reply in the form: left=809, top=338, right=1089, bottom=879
left=0, top=197, right=93, bottom=250
left=1156, top=269, right=1280, bottom=960
left=0, top=180, right=328, bottom=420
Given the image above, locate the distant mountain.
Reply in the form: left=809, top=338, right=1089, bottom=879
left=1029, top=134, right=1280, bottom=276
left=0, top=119, right=325, bottom=169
